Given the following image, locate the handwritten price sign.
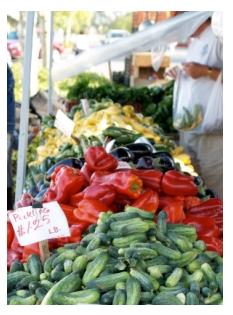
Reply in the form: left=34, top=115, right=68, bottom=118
left=8, top=202, right=70, bottom=246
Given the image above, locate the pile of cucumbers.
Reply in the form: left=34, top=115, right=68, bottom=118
left=7, top=208, right=223, bottom=305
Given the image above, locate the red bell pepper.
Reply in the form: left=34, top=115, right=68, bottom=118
left=84, top=146, right=118, bottom=172
left=91, top=171, right=143, bottom=199
left=56, top=224, right=83, bottom=246
left=7, top=249, right=22, bottom=270
left=130, top=169, right=163, bottom=191
left=11, top=236, right=23, bottom=254
left=163, top=200, right=186, bottom=223
left=161, top=170, right=198, bottom=196
left=43, top=166, right=86, bottom=204
left=187, top=198, right=223, bottom=216
left=59, top=204, right=80, bottom=224
left=183, top=196, right=202, bottom=210
left=199, top=236, right=223, bottom=256
left=70, top=192, right=85, bottom=207
left=183, top=214, right=221, bottom=238
left=73, top=198, right=109, bottom=225
left=132, top=189, right=159, bottom=213
left=7, top=222, right=14, bottom=249
left=81, top=163, right=94, bottom=183
left=81, top=183, right=116, bottom=206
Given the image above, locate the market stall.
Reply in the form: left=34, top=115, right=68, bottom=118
left=7, top=11, right=223, bottom=305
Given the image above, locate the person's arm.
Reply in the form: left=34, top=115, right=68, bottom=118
left=182, top=62, right=222, bottom=81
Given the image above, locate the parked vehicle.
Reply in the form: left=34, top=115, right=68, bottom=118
left=104, top=29, right=130, bottom=45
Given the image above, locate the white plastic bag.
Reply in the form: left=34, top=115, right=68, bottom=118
left=199, top=72, right=223, bottom=133
left=173, top=72, right=223, bottom=133
left=151, top=43, right=168, bottom=71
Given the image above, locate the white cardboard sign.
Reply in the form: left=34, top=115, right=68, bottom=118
left=54, top=109, right=75, bottom=137
left=8, top=202, right=70, bottom=246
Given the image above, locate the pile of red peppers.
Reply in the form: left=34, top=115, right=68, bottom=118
left=7, top=146, right=223, bottom=268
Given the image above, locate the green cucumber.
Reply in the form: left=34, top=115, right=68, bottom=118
left=145, top=256, right=168, bottom=267
left=16, top=275, right=37, bottom=290
left=113, top=234, right=147, bottom=248
left=44, top=254, right=59, bottom=274
left=72, top=255, right=88, bottom=273
left=140, top=292, right=154, bottom=303
left=86, top=237, right=101, bottom=251
left=52, top=249, right=77, bottom=268
left=186, top=292, right=200, bottom=305
left=82, top=252, right=109, bottom=285
left=194, top=240, right=206, bottom=252
left=29, top=281, right=41, bottom=293
left=40, top=280, right=53, bottom=291
left=165, top=268, right=183, bottom=287
left=216, top=272, right=223, bottom=295
left=157, top=210, right=167, bottom=234
left=27, top=254, right=43, bottom=280
left=147, top=265, right=172, bottom=279
left=86, top=272, right=129, bottom=292
left=9, top=295, right=37, bottom=305
left=10, top=260, right=24, bottom=273
left=201, top=263, right=216, bottom=282
left=35, top=287, right=48, bottom=303
left=170, top=250, right=199, bottom=268
left=125, top=206, right=154, bottom=220
left=52, top=289, right=100, bottom=304
left=41, top=272, right=82, bottom=305
left=126, top=276, right=141, bottom=305
left=16, top=289, right=31, bottom=298
left=152, top=293, right=183, bottom=305
left=7, top=271, right=31, bottom=292
left=113, top=282, right=126, bottom=305
left=130, top=269, right=158, bottom=291
left=110, top=212, right=139, bottom=221
left=100, top=290, right=115, bottom=305
left=64, top=259, right=73, bottom=273
left=85, top=248, right=108, bottom=261
left=152, top=242, right=181, bottom=260
left=120, top=221, right=150, bottom=236
left=167, top=232, right=193, bottom=252
left=204, top=293, right=222, bottom=305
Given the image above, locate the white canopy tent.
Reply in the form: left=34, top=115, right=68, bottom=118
left=15, top=10, right=213, bottom=203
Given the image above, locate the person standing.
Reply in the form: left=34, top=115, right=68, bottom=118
left=166, top=17, right=223, bottom=199
left=7, top=63, right=16, bottom=209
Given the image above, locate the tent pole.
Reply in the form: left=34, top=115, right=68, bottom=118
left=15, top=11, right=35, bottom=204
left=48, top=11, right=54, bottom=114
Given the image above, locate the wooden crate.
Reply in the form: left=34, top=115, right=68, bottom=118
left=130, top=52, right=170, bottom=87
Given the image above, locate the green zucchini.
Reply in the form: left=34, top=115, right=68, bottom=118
left=126, top=276, right=141, bottom=305
left=10, top=259, right=24, bottom=273
left=82, top=252, right=109, bottom=285
left=52, top=289, right=100, bottom=304
left=27, top=254, right=43, bottom=280
left=9, top=295, right=37, bottom=305
left=41, top=272, right=82, bottom=305
left=86, top=272, right=129, bottom=292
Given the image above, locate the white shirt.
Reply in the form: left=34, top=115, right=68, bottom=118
left=175, top=25, right=223, bottom=116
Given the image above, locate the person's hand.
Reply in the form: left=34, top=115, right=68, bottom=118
left=164, top=66, right=179, bottom=79
left=182, top=62, right=208, bottom=79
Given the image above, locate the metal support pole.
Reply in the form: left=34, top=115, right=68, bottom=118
left=48, top=11, right=54, bottom=114
left=15, top=12, right=35, bottom=203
